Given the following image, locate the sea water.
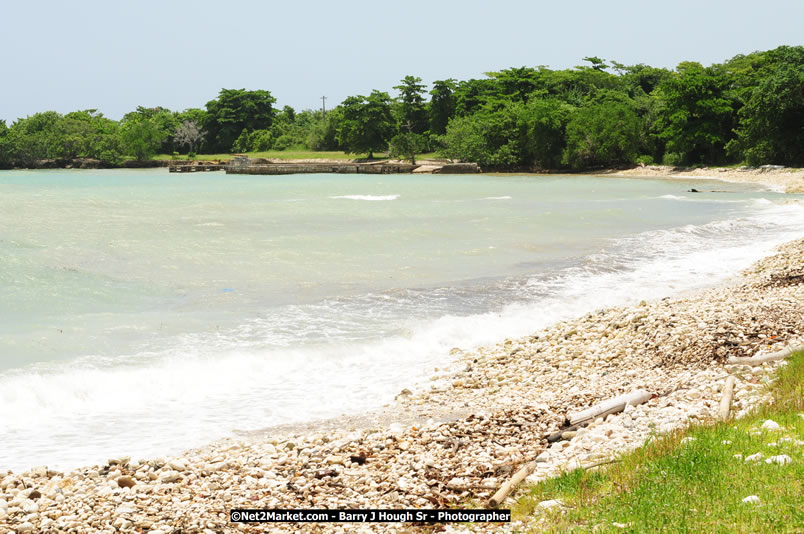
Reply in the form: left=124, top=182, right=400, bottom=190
left=1, top=169, right=802, bottom=472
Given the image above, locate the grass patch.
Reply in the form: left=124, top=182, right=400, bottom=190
left=153, top=150, right=362, bottom=161
left=512, top=351, right=804, bottom=533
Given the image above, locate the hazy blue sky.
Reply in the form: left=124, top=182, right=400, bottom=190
left=2, top=0, right=802, bottom=123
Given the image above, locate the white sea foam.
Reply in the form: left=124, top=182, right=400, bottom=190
left=657, top=194, right=749, bottom=204
left=482, top=196, right=512, bottom=200
left=330, top=194, right=400, bottom=201
left=1, top=197, right=802, bottom=473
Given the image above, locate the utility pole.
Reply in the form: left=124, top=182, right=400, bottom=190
left=321, top=96, right=327, bottom=119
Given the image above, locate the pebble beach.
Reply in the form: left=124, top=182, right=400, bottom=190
left=1, top=210, right=803, bottom=533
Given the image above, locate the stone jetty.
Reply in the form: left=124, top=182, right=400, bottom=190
left=225, top=156, right=480, bottom=175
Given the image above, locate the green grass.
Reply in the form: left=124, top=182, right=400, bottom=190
left=154, top=150, right=443, bottom=162
left=512, top=351, right=804, bottom=533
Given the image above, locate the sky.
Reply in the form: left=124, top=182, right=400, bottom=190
left=1, top=0, right=803, bottom=123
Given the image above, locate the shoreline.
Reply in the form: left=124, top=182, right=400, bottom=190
left=2, top=238, right=802, bottom=533
left=606, top=165, right=804, bottom=194
left=8, top=160, right=803, bottom=195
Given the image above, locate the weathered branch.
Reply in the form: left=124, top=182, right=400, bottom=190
left=568, top=390, right=652, bottom=426
left=727, top=344, right=802, bottom=366
left=488, top=460, right=537, bottom=508
left=717, top=376, right=737, bottom=422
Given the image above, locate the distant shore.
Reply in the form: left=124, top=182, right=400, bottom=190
left=2, top=233, right=802, bottom=532
left=5, top=158, right=804, bottom=194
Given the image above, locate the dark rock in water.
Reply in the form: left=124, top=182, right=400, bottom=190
left=117, top=476, right=136, bottom=488
left=689, top=188, right=699, bottom=193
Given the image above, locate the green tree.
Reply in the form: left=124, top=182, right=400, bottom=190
left=564, top=92, right=641, bottom=168
left=389, top=128, right=426, bottom=164
left=250, top=129, right=274, bottom=151
left=518, top=98, right=572, bottom=169
left=441, top=104, right=522, bottom=169
left=231, top=128, right=251, bottom=153
left=429, top=79, right=457, bottom=136
left=59, top=111, right=94, bottom=159
left=204, top=89, right=277, bottom=152
left=486, top=67, right=544, bottom=104
left=308, top=108, right=342, bottom=151
left=453, top=78, right=499, bottom=116
left=90, top=117, right=123, bottom=165
left=582, top=56, right=609, bottom=71
left=6, top=111, right=64, bottom=165
left=120, top=111, right=168, bottom=161
left=336, top=90, right=394, bottom=158
left=0, top=120, right=11, bottom=168
left=393, top=75, right=429, bottom=135
left=728, top=46, right=804, bottom=166
left=656, top=62, right=737, bottom=164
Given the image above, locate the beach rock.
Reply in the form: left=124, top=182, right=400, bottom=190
left=168, top=459, right=187, bottom=472
left=325, top=455, right=346, bottom=466
left=765, top=455, right=792, bottom=465
left=538, top=499, right=563, bottom=509
left=159, top=471, right=182, bottom=483
left=116, top=476, right=136, bottom=488
left=30, top=466, right=48, bottom=478
left=761, top=420, right=781, bottom=430
left=21, top=500, right=38, bottom=513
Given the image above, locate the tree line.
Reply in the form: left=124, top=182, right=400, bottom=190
left=1, top=45, right=802, bottom=169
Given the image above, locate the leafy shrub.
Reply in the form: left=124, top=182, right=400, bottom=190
left=250, top=130, right=273, bottom=151
left=662, top=152, right=683, bottom=166
left=272, top=134, right=295, bottom=151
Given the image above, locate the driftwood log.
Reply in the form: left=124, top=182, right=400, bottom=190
left=718, top=376, right=737, bottom=421
left=488, top=389, right=653, bottom=508
left=568, top=390, right=652, bottom=426
left=727, top=344, right=802, bottom=366
left=488, top=460, right=537, bottom=508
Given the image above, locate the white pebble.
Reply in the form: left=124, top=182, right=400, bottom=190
left=765, top=455, right=792, bottom=466
left=744, top=453, right=763, bottom=462
left=538, top=499, right=563, bottom=509
left=761, top=420, right=780, bottom=431
left=742, top=495, right=761, bottom=504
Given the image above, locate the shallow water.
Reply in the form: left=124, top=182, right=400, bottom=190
left=1, top=169, right=802, bottom=471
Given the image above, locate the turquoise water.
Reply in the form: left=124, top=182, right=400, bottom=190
left=1, top=169, right=802, bottom=471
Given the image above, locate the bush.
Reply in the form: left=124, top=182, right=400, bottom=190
left=564, top=95, right=640, bottom=168
left=662, top=152, right=683, bottom=166
left=272, top=134, right=296, bottom=151
left=636, top=155, right=654, bottom=165
left=250, top=130, right=273, bottom=151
